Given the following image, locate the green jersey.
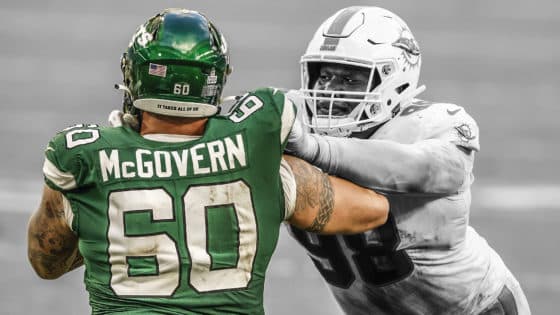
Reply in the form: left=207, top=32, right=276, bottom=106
left=43, top=88, right=296, bottom=314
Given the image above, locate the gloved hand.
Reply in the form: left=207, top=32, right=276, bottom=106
left=108, top=110, right=123, bottom=127
left=284, top=115, right=320, bottom=163
left=107, top=110, right=139, bottom=130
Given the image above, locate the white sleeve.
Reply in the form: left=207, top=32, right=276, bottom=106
left=61, top=194, right=75, bottom=232
left=312, top=136, right=467, bottom=194
left=280, top=93, right=296, bottom=144
left=43, top=158, right=78, bottom=191
left=279, top=158, right=297, bottom=220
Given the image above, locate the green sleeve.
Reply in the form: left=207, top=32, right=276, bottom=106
left=43, top=124, right=100, bottom=191
left=227, top=87, right=295, bottom=150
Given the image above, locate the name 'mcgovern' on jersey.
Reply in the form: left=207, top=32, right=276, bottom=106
left=99, top=133, right=247, bottom=181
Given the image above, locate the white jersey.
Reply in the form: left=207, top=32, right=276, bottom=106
left=287, top=98, right=518, bottom=314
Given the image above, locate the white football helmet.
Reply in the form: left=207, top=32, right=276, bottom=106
left=300, top=6, right=426, bottom=136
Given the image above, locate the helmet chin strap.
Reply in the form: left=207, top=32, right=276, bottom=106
left=113, top=83, right=141, bottom=131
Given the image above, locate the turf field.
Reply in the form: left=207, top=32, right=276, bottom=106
left=1, top=1, right=558, bottom=314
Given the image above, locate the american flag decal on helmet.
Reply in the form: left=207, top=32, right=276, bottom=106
left=148, top=63, right=167, bottom=77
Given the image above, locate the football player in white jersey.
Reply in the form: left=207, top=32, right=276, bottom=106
left=285, top=6, right=531, bottom=315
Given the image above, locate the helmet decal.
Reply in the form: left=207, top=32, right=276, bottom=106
left=392, top=28, right=421, bottom=67
left=320, top=37, right=339, bottom=52
left=129, top=25, right=153, bottom=48
left=206, top=68, right=218, bottom=84
left=201, top=84, right=218, bottom=97
left=148, top=63, right=167, bottom=78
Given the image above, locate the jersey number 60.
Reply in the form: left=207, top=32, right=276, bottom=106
left=107, top=181, right=257, bottom=296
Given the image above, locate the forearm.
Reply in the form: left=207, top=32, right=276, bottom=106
left=284, top=155, right=388, bottom=234
left=323, top=175, right=389, bottom=234
left=27, top=186, right=82, bottom=279
left=68, top=249, right=84, bottom=272
left=311, top=136, right=465, bottom=194
left=27, top=233, right=82, bottom=279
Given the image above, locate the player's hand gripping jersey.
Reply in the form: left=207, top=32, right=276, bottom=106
left=288, top=98, right=519, bottom=314
left=43, top=88, right=295, bottom=315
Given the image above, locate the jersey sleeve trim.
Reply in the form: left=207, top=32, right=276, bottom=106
left=61, top=194, right=75, bottom=232
left=280, top=96, right=296, bottom=145
left=43, top=158, right=78, bottom=190
left=279, top=158, right=297, bottom=220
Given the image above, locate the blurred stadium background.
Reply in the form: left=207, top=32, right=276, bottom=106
left=1, top=0, right=559, bottom=314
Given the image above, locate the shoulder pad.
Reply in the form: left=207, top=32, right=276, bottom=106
left=285, top=89, right=306, bottom=109
left=44, top=124, right=103, bottom=191
left=401, top=100, right=480, bottom=151
left=227, top=87, right=296, bottom=144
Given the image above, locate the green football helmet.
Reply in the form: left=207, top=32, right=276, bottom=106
left=119, top=8, right=231, bottom=119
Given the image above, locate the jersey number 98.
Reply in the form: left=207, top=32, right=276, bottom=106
left=289, top=214, right=413, bottom=288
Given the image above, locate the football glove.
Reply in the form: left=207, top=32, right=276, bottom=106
left=284, top=116, right=321, bottom=162
left=107, top=110, right=139, bottom=130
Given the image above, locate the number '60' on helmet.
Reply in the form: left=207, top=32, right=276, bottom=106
left=300, top=6, right=426, bottom=137
left=119, top=8, right=231, bottom=120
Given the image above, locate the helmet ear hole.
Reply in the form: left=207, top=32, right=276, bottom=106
left=396, top=83, right=410, bottom=94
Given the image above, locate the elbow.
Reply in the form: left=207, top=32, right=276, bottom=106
left=404, top=158, right=465, bottom=194
left=345, top=193, right=389, bottom=234
left=28, top=249, right=64, bottom=280
left=376, top=198, right=390, bottom=227
left=29, top=261, right=62, bottom=280
left=425, top=163, right=465, bottom=194
left=363, top=194, right=389, bottom=231
left=36, top=271, right=62, bottom=280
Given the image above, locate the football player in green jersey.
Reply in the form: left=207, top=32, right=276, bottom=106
left=27, top=9, right=389, bottom=314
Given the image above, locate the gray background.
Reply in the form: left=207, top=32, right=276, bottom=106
left=1, top=0, right=559, bottom=314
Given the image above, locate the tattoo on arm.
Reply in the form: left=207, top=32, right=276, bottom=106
left=287, top=156, right=335, bottom=232
left=28, top=186, right=82, bottom=278
left=307, top=172, right=334, bottom=233
left=68, top=249, right=84, bottom=272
